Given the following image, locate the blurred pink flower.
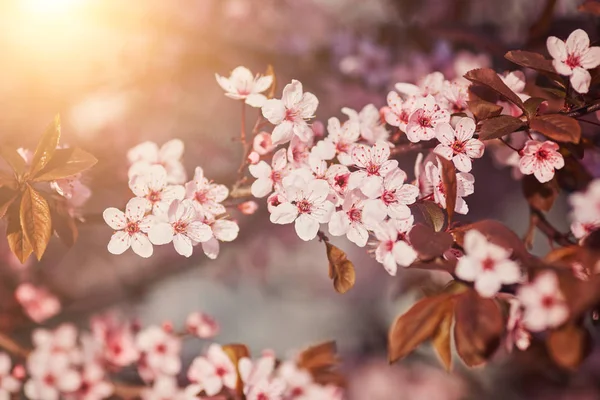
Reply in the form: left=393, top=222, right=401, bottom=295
left=15, top=283, right=60, bottom=323
left=186, top=312, right=219, bottom=339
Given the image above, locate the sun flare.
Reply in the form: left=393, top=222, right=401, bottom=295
left=21, top=0, right=83, bottom=15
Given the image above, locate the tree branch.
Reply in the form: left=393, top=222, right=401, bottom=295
left=566, top=101, right=600, bottom=118
left=390, top=140, right=437, bottom=156
left=530, top=207, right=575, bottom=247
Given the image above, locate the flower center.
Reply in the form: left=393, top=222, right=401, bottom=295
left=399, top=110, right=409, bottom=125
left=195, top=190, right=209, bottom=204
left=565, top=53, right=581, bottom=69
left=336, top=141, right=350, bottom=153
left=215, top=366, right=227, bottom=377
left=451, top=141, right=466, bottom=154
left=535, top=148, right=550, bottom=161
left=381, top=190, right=396, bottom=205
left=347, top=208, right=362, bottom=222
left=365, top=162, right=380, bottom=175
left=334, top=174, right=349, bottom=190
left=296, top=199, right=312, bottom=214
left=482, top=258, right=495, bottom=271
left=285, top=108, right=299, bottom=122
left=126, top=221, right=140, bottom=235
left=44, top=374, right=56, bottom=386
left=173, top=220, right=188, bottom=234
left=418, top=115, right=432, bottom=128
left=271, top=170, right=282, bottom=183
left=541, top=295, right=555, bottom=309
left=155, top=343, right=167, bottom=354
left=269, top=196, right=282, bottom=208
left=257, top=394, right=268, bottom=400
left=146, top=190, right=162, bottom=204
left=385, top=240, right=395, bottom=252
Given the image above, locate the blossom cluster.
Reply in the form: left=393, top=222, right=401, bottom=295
left=569, top=178, right=600, bottom=242
left=103, top=140, right=239, bottom=258
left=7, top=311, right=342, bottom=400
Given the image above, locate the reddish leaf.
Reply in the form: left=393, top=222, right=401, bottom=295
left=505, top=50, right=557, bottom=75
left=51, top=206, right=79, bottom=248
left=438, top=156, right=457, bottom=223
left=522, top=175, right=559, bottom=212
left=432, top=305, right=454, bottom=371
left=325, top=242, right=355, bottom=294
left=530, top=114, right=581, bottom=143
left=547, top=323, right=590, bottom=369
left=478, top=115, right=527, bottom=140
left=523, top=97, right=547, bottom=120
left=388, top=293, right=454, bottom=363
left=467, top=99, right=503, bottom=122
left=579, top=0, right=600, bottom=15
left=454, top=289, right=504, bottom=367
left=408, top=224, right=453, bottom=260
left=464, top=68, right=525, bottom=111
left=30, top=115, right=61, bottom=177
left=556, top=156, right=592, bottom=192
left=416, top=200, right=445, bottom=232
left=298, top=341, right=344, bottom=386
left=407, top=258, right=457, bottom=274
left=20, top=185, right=52, bottom=261
left=0, top=170, right=17, bottom=190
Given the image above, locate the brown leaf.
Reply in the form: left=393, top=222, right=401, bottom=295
left=325, top=242, right=356, bottom=294
left=408, top=224, right=453, bottom=260
left=467, top=99, right=503, bottom=122
left=523, top=97, right=547, bottom=120
left=579, top=0, right=600, bottom=15
left=0, top=189, right=18, bottom=219
left=478, top=115, right=527, bottom=140
left=454, top=289, right=504, bottom=367
left=522, top=175, right=559, bottom=212
left=556, top=156, right=592, bottom=192
left=464, top=68, right=525, bottom=111
left=51, top=206, right=79, bottom=247
left=30, top=115, right=61, bottom=177
left=33, top=147, right=98, bottom=182
left=0, top=148, right=27, bottom=178
left=297, top=341, right=344, bottom=386
left=416, top=200, right=445, bottom=232
left=6, top=203, right=32, bottom=264
left=222, top=343, right=251, bottom=396
left=546, top=323, right=590, bottom=369
left=20, top=185, right=52, bottom=260
left=0, top=170, right=18, bottom=190
left=388, top=293, right=454, bottom=363
left=437, top=156, right=457, bottom=223
left=505, top=50, right=557, bottom=75
left=432, top=304, right=454, bottom=371
left=530, top=114, right=581, bottom=144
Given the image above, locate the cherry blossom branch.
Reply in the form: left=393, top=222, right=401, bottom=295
left=566, top=100, right=600, bottom=118
left=530, top=207, right=575, bottom=247
left=0, top=331, right=29, bottom=358
left=499, top=137, right=521, bottom=153
left=112, top=382, right=144, bottom=399
left=389, top=140, right=437, bottom=156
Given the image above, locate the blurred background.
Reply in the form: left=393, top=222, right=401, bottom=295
left=0, top=0, right=599, bottom=398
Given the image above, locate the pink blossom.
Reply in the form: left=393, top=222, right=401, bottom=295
left=185, top=167, right=229, bottom=218
left=276, top=361, right=314, bottom=400
left=373, top=217, right=418, bottom=276
left=425, top=159, right=474, bottom=215
left=348, top=140, right=399, bottom=198
left=103, top=197, right=156, bottom=258
left=67, top=363, right=113, bottom=400
left=384, top=92, right=416, bottom=132
left=249, top=148, right=289, bottom=198
left=342, top=105, right=389, bottom=144
left=0, top=353, right=21, bottom=398
left=455, top=230, right=521, bottom=297
left=270, top=177, right=334, bottom=241
left=15, top=283, right=60, bottom=323
left=434, top=117, right=484, bottom=172
left=405, top=95, right=450, bottom=143
left=517, top=271, right=568, bottom=331
left=498, top=71, right=530, bottom=117
left=215, top=66, right=273, bottom=107
left=441, top=80, right=469, bottom=113
left=51, top=175, right=92, bottom=216
left=505, top=298, right=531, bottom=352
left=129, top=165, right=185, bottom=216
left=569, top=179, right=600, bottom=234
left=238, top=200, right=259, bottom=215
left=261, top=80, right=318, bottom=145
left=186, top=312, right=219, bottom=339
left=239, top=352, right=285, bottom=399
left=248, top=151, right=260, bottom=164
left=128, top=139, right=187, bottom=184
left=197, top=214, right=239, bottom=260
left=25, top=352, right=81, bottom=400
left=313, top=117, right=360, bottom=165
left=142, top=376, right=200, bottom=400
left=135, top=326, right=182, bottom=377
left=287, top=136, right=313, bottom=168
left=362, top=168, right=419, bottom=223
left=90, top=313, right=139, bottom=367
left=324, top=164, right=351, bottom=206
left=395, top=72, right=445, bottom=98
left=518, top=140, right=564, bottom=183
left=148, top=199, right=212, bottom=257
left=253, top=132, right=275, bottom=155
left=187, top=344, right=237, bottom=396
left=547, top=29, right=600, bottom=93
left=328, top=190, right=377, bottom=247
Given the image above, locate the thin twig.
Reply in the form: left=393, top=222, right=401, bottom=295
left=530, top=207, right=575, bottom=247
left=566, top=100, right=600, bottom=118
left=499, top=137, right=521, bottom=153
left=0, top=332, right=29, bottom=358
left=390, top=140, right=437, bottom=156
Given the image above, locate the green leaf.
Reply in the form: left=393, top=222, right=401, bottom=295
left=478, top=115, right=527, bottom=140
left=464, top=68, right=525, bottom=111
left=530, top=114, right=581, bottom=144
left=20, top=184, right=52, bottom=260
left=33, top=147, right=98, bottom=182
left=467, top=99, right=503, bottom=122
left=504, top=50, right=557, bottom=75
left=0, top=148, right=27, bottom=178
left=29, top=114, right=61, bottom=177
left=523, top=97, right=547, bottom=120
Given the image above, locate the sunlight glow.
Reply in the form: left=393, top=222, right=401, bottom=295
left=21, top=0, right=83, bottom=15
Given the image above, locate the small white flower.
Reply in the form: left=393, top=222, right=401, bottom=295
left=129, top=165, right=185, bottom=216
left=215, top=66, right=273, bottom=107
left=434, top=117, right=484, bottom=173
left=249, top=148, right=289, bottom=198
left=328, top=190, right=377, bottom=247
left=425, top=159, right=474, bottom=215
left=362, top=168, right=419, bottom=224
left=128, top=139, right=186, bottom=184
left=405, top=95, right=450, bottom=143
left=185, top=167, right=229, bottom=218
left=103, top=198, right=156, bottom=258
left=517, top=271, right=568, bottom=331
left=373, top=217, right=417, bottom=276
left=348, top=140, right=399, bottom=198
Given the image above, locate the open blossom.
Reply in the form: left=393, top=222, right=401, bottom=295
left=25, top=351, right=81, bottom=400
left=51, top=175, right=92, bottom=216
left=185, top=167, right=229, bottom=217
left=395, top=71, right=445, bottom=98
left=249, top=148, right=289, bottom=198
left=215, top=66, right=273, bottom=107
left=239, top=352, right=285, bottom=400
left=441, top=80, right=469, bottom=113
left=103, top=197, right=156, bottom=258
left=0, top=353, right=21, bottom=398
left=405, top=95, right=450, bottom=143
left=517, top=271, right=568, bottom=331
left=348, top=140, right=399, bottom=198
left=328, top=190, right=378, bottom=247
left=434, top=118, right=484, bottom=173
left=188, top=344, right=237, bottom=396
left=342, top=104, right=389, bottom=144
left=261, top=80, right=318, bottom=145
left=362, top=168, right=419, bottom=223
left=425, top=159, right=474, bottom=215
left=505, top=299, right=531, bottom=352
left=569, top=179, right=600, bottom=240
left=313, top=117, right=360, bottom=165
left=197, top=214, right=239, bottom=260
left=128, top=139, right=186, bottom=184
left=287, top=135, right=313, bottom=168
left=142, top=376, right=199, bottom=400
left=498, top=71, right=530, bottom=117
left=90, top=313, right=139, bottom=367
left=455, top=230, right=521, bottom=297
left=69, top=363, right=113, bottom=400
left=15, top=283, right=61, bottom=323
left=384, top=91, right=416, bottom=132
left=270, top=177, right=334, bottom=241
left=373, top=217, right=418, bottom=276
left=129, top=165, right=185, bottom=216
left=547, top=29, right=600, bottom=93
left=148, top=199, right=212, bottom=257
left=518, top=140, right=564, bottom=183
left=325, top=164, right=351, bottom=205
left=136, top=326, right=182, bottom=377
left=186, top=312, right=219, bottom=339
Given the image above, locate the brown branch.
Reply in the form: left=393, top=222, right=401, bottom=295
left=0, top=332, right=29, bottom=358
left=390, top=140, right=437, bottom=156
left=566, top=101, right=600, bottom=118
left=530, top=207, right=575, bottom=247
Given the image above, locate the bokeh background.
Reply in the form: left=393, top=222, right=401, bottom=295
left=0, top=0, right=599, bottom=398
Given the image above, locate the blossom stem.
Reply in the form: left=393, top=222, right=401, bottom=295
left=389, top=140, right=437, bottom=156
left=530, top=207, right=575, bottom=247
left=566, top=100, right=600, bottom=118
left=0, top=332, right=29, bottom=358
left=498, top=137, right=521, bottom=153
left=317, top=230, right=330, bottom=242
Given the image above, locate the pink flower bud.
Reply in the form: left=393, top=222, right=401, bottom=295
left=161, top=321, right=174, bottom=333
left=186, top=312, right=219, bottom=339
left=238, top=201, right=258, bottom=215
left=15, top=284, right=60, bottom=323
left=247, top=151, right=260, bottom=165
left=311, top=120, right=325, bottom=139
left=253, top=132, right=274, bottom=155
left=12, top=364, right=25, bottom=380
